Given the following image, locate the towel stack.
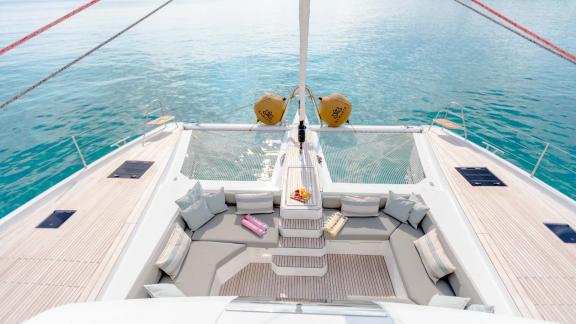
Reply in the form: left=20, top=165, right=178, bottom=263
left=324, top=212, right=347, bottom=238
left=241, top=214, right=268, bottom=237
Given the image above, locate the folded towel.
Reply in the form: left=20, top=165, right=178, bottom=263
left=241, top=218, right=266, bottom=237
left=324, top=212, right=342, bottom=232
left=244, top=214, right=268, bottom=231
left=327, top=216, right=348, bottom=238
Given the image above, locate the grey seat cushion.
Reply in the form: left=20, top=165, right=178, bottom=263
left=192, top=206, right=280, bottom=248
left=389, top=224, right=454, bottom=304
left=437, top=232, right=483, bottom=304
left=419, top=215, right=482, bottom=304
left=161, top=241, right=245, bottom=296
left=324, top=209, right=400, bottom=241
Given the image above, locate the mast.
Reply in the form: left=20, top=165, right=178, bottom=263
left=298, top=0, right=310, bottom=123
left=298, top=0, right=310, bottom=153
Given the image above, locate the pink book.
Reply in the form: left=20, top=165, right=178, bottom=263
left=241, top=218, right=266, bottom=237
left=244, top=214, right=269, bottom=231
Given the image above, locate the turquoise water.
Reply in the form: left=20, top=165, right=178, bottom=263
left=0, top=0, right=575, bottom=217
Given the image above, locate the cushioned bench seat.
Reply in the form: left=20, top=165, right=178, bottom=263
left=192, top=207, right=280, bottom=248
left=160, top=241, right=245, bottom=296
left=322, top=194, right=482, bottom=306
left=390, top=224, right=455, bottom=304
left=323, top=209, right=400, bottom=241
left=390, top=223, right=482, bottom=305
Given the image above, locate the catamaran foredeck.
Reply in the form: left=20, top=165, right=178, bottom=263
left=0, top=121, right=574, bottom=324
left=1, top=0, right=575, bottom=322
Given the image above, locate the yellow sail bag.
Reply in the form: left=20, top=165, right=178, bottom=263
left=254, top=94, right=286, bottom=125
left=318, top=93, right=352, bottom=127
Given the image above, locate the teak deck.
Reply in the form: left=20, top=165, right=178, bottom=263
left=220, top=254, right=395, bottom=301
left=427, top=127, right=576, bottom=324
left=0, top=127, right=181, bottom=323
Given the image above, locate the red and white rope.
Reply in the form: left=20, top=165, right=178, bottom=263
left=456, top=0, right=576, bottom=65
left=0, top=0, right=100, bottom=56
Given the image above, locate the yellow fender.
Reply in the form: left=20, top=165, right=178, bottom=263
left=319, top=93, right=352, bottom=127
left=254, top=94, right=286, bottom=125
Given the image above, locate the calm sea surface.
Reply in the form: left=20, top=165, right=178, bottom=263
left=1, top=0, right=575, bottom=217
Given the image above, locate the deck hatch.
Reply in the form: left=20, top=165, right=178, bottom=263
left=37, top=210, right=76, bottom=228
left=455, top=167, right=506, bottom=186
left=544, top=223, right=576, bottom=243
left=109, top=160, right=154, bottom=179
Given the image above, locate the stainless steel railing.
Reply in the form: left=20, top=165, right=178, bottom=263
left=434, top=105, right=575, bottom=198
left=465, top=120, right=574, bottom=179
left=0, top=123, right=143, bottom=217
left=1, top=96, right=178, bottom=217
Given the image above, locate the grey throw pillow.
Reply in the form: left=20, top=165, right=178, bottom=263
left=155, top=224, right=191, bottom=279
left=383, top=191, right=415, bottom=223
left=181, top=197, right=214, bottom=231
left=175, top=182, right=204, bottom=210
left=341, top=196, right=380, bottom=217
left=407, top=193, right=430, bottom=229
left=204, top=187, right=228, bottom=214
left=414, top=229, right=456, bottom=283
left=235, top=192, right=274, bottom=214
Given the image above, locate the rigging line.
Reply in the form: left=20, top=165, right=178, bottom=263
left=0, top=0, right=175, bottom=111
left=0, top=0, right=101, bottom=56
left=193, top=101, right=256, bottom=123
left=220, top=102, right=256, bottom=114
left=453, top=0, right=576, bottom=65
left=195, top=101, right=255, bottom=121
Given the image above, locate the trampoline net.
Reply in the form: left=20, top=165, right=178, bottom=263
left=319, top=132, right=425, bottom=184
left=181, top=130, right=283, bottom=181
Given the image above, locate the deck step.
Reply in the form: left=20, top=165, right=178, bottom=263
left=272, top=255, right=326, bottom=268
left=281, top=218, right=323, bottom=230
left=279, top=218, right=324, bottom=238
left=279, top=236, right=325, bottom=249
